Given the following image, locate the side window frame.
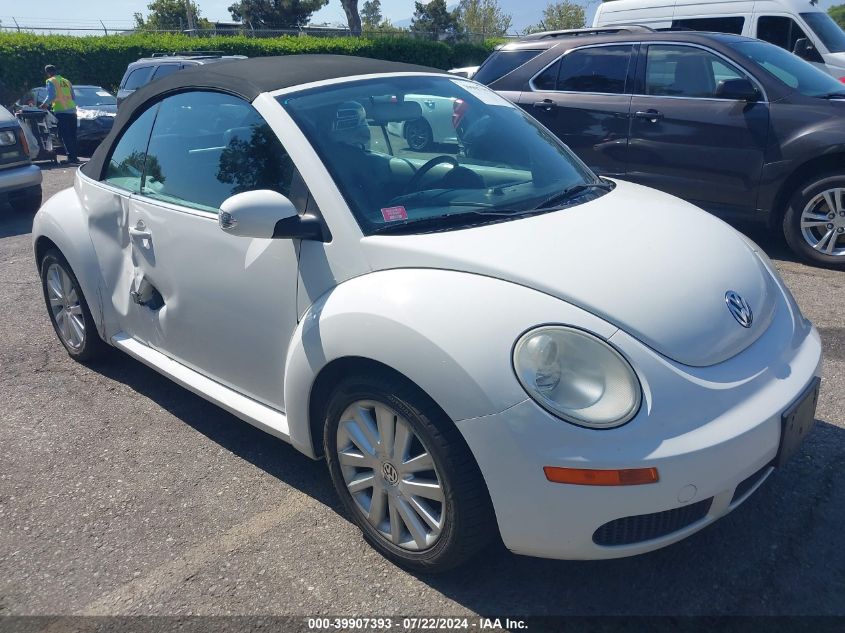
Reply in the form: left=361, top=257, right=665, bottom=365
left=529, top=42, right=639, bottom=96
left=100, top=101, right=160, bottom=192
left=634, top=42, right=767, bottom=102
left=136, top=89, right=307, bottom=217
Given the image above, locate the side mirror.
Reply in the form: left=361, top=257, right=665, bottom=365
left=219, top=190, right=327, bottom=241
left=792, top=37, right=815, bottom=60
left=715, top=78, right=759, bottom=102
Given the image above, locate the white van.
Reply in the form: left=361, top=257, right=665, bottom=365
left=593, top=0, right=845, bottom=79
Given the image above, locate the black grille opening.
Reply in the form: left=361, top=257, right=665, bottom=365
left=593, top=498, right=713, bottom=546
left=730, top=464, right=771, bottom=505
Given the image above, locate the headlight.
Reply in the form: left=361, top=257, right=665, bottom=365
left=513, top=326, right=641, bottom=429
left=0, top=130, right=17, bottom=146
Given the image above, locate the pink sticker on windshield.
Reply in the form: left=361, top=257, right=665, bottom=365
left=381, top=206, right=408, bottom=221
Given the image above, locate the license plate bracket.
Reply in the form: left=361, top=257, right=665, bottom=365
left=775, top=377, right=820, bottom=468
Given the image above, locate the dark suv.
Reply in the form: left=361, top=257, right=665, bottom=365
left=477, top=31, right=845, bottom=267
left=117, top=52, right=247, bottom=105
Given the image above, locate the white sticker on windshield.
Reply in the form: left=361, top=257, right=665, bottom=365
left=96, top=91, right=111, bottom=97
left=449, top=79, right=511, bottom=107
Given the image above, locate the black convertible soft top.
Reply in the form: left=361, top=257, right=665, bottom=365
left=84, top=54, right=442, bottom=178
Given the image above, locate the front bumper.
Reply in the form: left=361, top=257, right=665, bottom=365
left=0, top=163, right=42, bottom=196
left=458, top=306, right=822, bottom=560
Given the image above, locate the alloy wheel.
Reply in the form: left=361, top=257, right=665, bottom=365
left=46, top=263, right=86, bottom=350
left=800, top=187, right=845, bottom=257
left=336, top=400, right=445, bottom=551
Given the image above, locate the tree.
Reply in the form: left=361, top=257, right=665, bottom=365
left=457, top=0, right=512, bottom=37
left=361, top=0, right=382, bottom=30
left=830, top=4, right=845, bottom=29
left=410, top=0, right=462, bottom=40
left=228, top=0, right=329, bottom=29
left=134, top=0, right=211, bottom=31
left=527, top=1, right=585, bottom=33
left=340, top=0, right=363, bottom=35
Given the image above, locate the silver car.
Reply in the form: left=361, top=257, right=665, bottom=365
left=0, top=106, right=42, bottom=213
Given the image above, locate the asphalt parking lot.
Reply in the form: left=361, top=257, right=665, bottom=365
left=1, top=164, right=843, bottom=619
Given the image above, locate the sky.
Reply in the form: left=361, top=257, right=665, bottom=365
left=9, top=0, right=567, bottom=34
left=1, top=0, right=842, bottom=35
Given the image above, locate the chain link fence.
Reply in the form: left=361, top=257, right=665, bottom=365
left=0, top=21, right=519, bottom=41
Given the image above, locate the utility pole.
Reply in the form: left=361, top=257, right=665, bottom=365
left=184, top=0, right=195, bottom=33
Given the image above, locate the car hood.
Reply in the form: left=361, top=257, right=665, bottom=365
left=0, top=106, right=16, bottom=124
left=360, top=180, right=777, bottom=367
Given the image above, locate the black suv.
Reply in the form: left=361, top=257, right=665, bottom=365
left=117, top=52, right=247, bottom=105
left=477, top=30, right=845, bottom=268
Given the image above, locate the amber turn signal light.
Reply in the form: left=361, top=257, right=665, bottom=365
left=543, top=466, right=659, bottom=486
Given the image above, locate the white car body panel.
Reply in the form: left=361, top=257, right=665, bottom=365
left=32, top=72, right=824, bottom=561
left=362, top=179, right=776, bottom=368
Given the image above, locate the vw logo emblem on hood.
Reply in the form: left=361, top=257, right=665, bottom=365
left=725, top=291, right=753, bottom=328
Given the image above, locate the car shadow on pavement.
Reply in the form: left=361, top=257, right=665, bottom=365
left=87, top=349, right=844, bottom=616
left=86, top=349, right=342, bottom=514
left=0, top=206, right=37, bottom=239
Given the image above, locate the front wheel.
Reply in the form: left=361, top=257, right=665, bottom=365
left=324, top=372, right=495, bottom=572
left=783, top=172, right=845, bottom=268
left=40, top=249, right=106, bottom=362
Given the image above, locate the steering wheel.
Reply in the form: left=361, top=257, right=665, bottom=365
left=402, top=155, right=459, bottom=195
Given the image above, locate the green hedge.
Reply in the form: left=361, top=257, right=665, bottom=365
left=0, top=32, right=498, bottom=105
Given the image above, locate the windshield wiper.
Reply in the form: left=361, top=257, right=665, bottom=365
left=819, top=92, right=845, bottom=99
left=532, top=181, right=614, bottom=211
left=370, top=208, right=532, bottom=235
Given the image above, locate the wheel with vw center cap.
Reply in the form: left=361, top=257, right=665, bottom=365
left=783, top=172, right=845, bottom=268
left=324, top=371, right=495, bottom=572
left=39, top=248, right=106, bottom=362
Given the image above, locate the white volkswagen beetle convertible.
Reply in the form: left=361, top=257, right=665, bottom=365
left=33, top=55, right=822, bottom=572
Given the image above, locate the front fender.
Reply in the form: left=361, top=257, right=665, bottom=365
left=32, top=181, right=108, bottom=340
left=283, top=268, right=618, bottom=458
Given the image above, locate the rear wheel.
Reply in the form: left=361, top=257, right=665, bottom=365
left=39, top=249, right=106, bottom=362
left=324, top=371, right=495, bottom=572
left=405, top=118, right=433, bottom=152
left=783, top=172, right=845, bottom=268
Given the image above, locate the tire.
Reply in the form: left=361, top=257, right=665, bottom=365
left=404, top=118, right=433, bottom=152
left=10, top=186, right=42, bottom=214
left=324, top=371, right=496, bottom=572
left=39, top=249, right=106, bottom=362
left=783, top=172, right=845, bottom=269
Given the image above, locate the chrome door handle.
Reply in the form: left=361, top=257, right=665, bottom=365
left=533, top=99, right=557, bottom=112
left=634, top=110, right=664, bottom=122
left=129, top=221, right=151, bottom=240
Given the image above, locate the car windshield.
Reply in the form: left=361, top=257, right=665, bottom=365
left=473, top=49, right=544, bottom=85
left=732, top=40, right=845, bottom=97
left=801, top=12, right=845, bottom=54
left=74, top=87, right=117, bottom=107
left=280, top=75, right=599, bottom=235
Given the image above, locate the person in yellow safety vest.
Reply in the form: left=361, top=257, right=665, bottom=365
left=39, top=65, right=80, bottom=164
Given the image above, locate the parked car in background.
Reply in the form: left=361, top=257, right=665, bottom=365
left=478, top=31, right=845, bottom=267
left=33, top=55, right=822, bottom=572
left=116, top=52, right=247, bottom=105
left=17, top=85, right=117, bottom=154
left=593, top=0, right=845, bottom=79
left=447, top=66, right=479, bottom=78
left=0, top=105, right=42, bottom=213
left=387, top=94, right=461, bottom=151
